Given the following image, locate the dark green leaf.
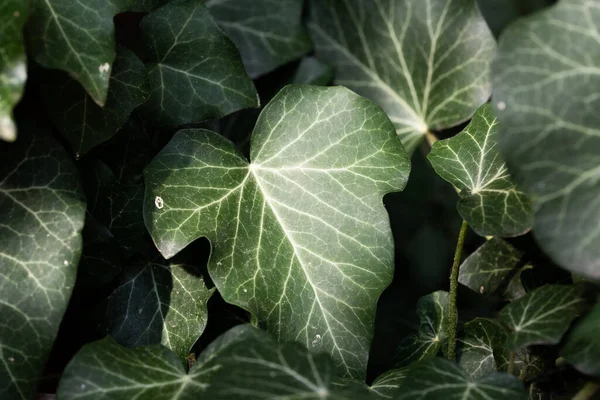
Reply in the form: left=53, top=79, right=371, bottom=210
left=396, top=291, right=448, bottom=367
left=139, top=0, right=258, bottom=128
left=503, top=264, right=533, bottom=302
left=290, top=57, right=334, bottom=86
left=561, top=301, right=600, bottom=376
left=457, top=318, right=507, bottom=379
left=429, top=103, right=533, bottom=237
left=370, top=368, right=408, bottom=398
left=78, top=214, right=123, bottom=287
left=0, top=127, right=86, bottom=399
left=206, top=0, right=312, bottom=78
left=144, top=85, right=410, bottom=379
left=498, top=284, right=585, bottom=350
left=307, top=0, right=496, bottom=153
left=493, top=0, right=600, bottom=280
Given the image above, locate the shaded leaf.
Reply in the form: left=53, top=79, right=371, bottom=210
left=561, top=300, right=600, bottom=376
left=144, top=85, right=410, bottom=379
left=428, top=103, right=533, bottom=237
left=457, top=318, right=507, bottom=379
left=503, top=264, right=533, bottom=302
left=370, top=368, right=408, bottom=398
left=0, top=127, right=86, bottom=399
left=307, top=0, right=496, bottom=153
left=493, top=0, right=600, bottom=280
left=290, top=56, right=334, bottom=86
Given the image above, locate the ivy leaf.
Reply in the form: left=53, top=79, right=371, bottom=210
left=396, top=291, right=448, bottom=367
left=370, top=368, right=408, bottom=398
left=458, top=237, right=523, bottom=297
left=46, top=47, right=149, bottom=158
left=503, top=264, right=533, bottom=302
left=206, top=0, right=312, bottom=78
left=398, top=358, right=527, bottom=400
left=290, top=57, right=334, bottom=86
left=307, top=0, right=496, bottom=153
left=0, top=0, right=28, bottom=142
left=27, top=0, right=130, bottom=106
left=561, top=301, right=600, bottom=376
left=144, top=85, right=410, bottom=379
left=428, top=103, right=533, bottom=237
left=498, top=284, right=585, bottom=350
left=0, top=127, right=86, bottom=399
left=139, top=0, right=258, bottom=128
left=493, top=0, right=600, bottom=280
left=457, top=318, right=507, bottom=379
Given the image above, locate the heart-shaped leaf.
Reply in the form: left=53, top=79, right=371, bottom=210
left=561, top=301, right=600, bottom=376
left=144, top=85, right=410, bottom=379
left=457, top=318, right=507, bottom=379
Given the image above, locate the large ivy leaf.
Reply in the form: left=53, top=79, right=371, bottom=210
left=428, top=103, right=533, bottom=236
left=27, top=0, right=130, bottom=106
left=498, top=284, right=585, bottom=350
left=561, top=301, right=600, bottom=376
left=493, top=0, right=600, bottom=280
left=104, top=258, right=214, bottom=360
left=0, top=0, right=28, bottom=142
left=307, top=0, right=496, bottom=153
left=206, top=0, right=312, bottom=78
left=456, top=318, right=507, bottom=379
left=0, top=127, right=86, bottom=399
left=396, top=291, right=448, bottom=367
left=398, top=357, right=527, bottom=399
left=144, top=85, right=410, bottom=379
left=46, top=47, right=149, bottom=157
left=139, top=0, right=258, bottom=128
left=458, top=237, right=523, bottom=296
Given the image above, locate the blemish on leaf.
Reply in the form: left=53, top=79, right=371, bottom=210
left=98, top=63, right=110, bottom=74
left=155, top=196, right=164, bottom=209
left=497, top=101, right=506, bottom=111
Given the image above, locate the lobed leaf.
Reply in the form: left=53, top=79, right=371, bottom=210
left=456, top=318, right=507, bottom=379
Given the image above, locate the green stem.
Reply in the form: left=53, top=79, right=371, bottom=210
left=507, top=351, right=516, bottom=375
left=573, top=382, right=600, bottom=400
left=447, top=220, right=468, bottom=361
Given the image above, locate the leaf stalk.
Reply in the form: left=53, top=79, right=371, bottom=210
left=447, top=220, right=468, bottom=360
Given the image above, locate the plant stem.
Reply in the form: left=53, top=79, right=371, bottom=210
left=425, top=130, right=438, bottom=147
left=573, top=382, right=600, bottom=400
left=447, top=220, right=468, bottom=361
left=507, top=351, right=516, bottom=375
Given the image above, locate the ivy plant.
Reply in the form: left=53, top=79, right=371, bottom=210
left=1, top=0, right=599, bottom=399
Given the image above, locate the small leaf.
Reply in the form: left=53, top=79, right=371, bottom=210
left=0, top=0, right=28, bottom=142
left=498, top=284, right=585, bottom=350
left=398, top=357, right=527, bottom=400
left=307, top=0, right=496, bottom=153
left=503, top=264, right=533, bottom=302
left=561, top=301, right=600, bottom=376
left=144, top=85, right=410, bottom=379
left=428, top=103, right=533, bottom=237
left=0, top=127, right=86, bottom=399
left=396, top=291, right=448, bottom=367
left=290, top=57, right=334, bottom=86
left=206, top=0, right=312, bottom=78
left=459, top=237, right=523, bottom=297
left=46, top=47, right=149, bottom=157
left=370, top=368, right=408, bottom=398
left=457, top=318, right=507, bottom=379
left=139, top=0, right=258, bottom=128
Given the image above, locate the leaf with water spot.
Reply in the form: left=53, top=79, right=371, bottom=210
left=429, top=103, right=533, bottom=237
left=498, top=284, right=585, bottom=350
left=307, top=0, right=496, bottom=153
left=143, top=85, right=410, bottom=379
left=456, top=318, right=507, bottom=379
left=561, top=300, right=600, bottom=376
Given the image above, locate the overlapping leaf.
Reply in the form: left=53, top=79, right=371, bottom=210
left=290, top=57, right=334, bottom=86
left=0, top=127, right=86, bottom=399
left=370, top=368, right=408, bottom=398
left=498, top=284, right=585, bottom=350
left=144, top=85, right=410, bottom=379
left=456, top=318, right=507, bottom=379
left=493, top=0, right=600, bottom=280
left=429, top=104, right=533, bottom=236
left=307, top=0, right=496, bottom=153
left=139, top=0, right=258, bottom=128
left=561, top=301, right=600, bottom=376
left=206, top=0, right=312, bottom=78
left=0, top=0, right=28, bottom=142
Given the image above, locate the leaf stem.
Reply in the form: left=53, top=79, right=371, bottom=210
left=447, top=220, right=468, bottom=361
left=507, top=351, right=516, bottom=375
left=425, top=130, right=438, bottom=147
left=573, top=382, right=600, bottom=400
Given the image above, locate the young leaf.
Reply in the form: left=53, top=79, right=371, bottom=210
left=0, top=128, right=86, bottom=399
left=456, top=318, right=507, bottom=379
left=0, top=0, right=28, bottom=142
left=139, top=0, right=258, bottom=128
left=370, top=368, right=408, bottom=398
left=144, top=85, right=410, bottom=379
left=46, top=48, right=149, bottom=157
left=428, top=103, right=533, bottom=237
left=398, top=357, right=527, bottom=399
left=498, top=284, right=585, bottom=350
left=206, top=0, right=312, bottom=78
left=458, top=237, right=523, bottom=296
left=561, top=301, right=600, bottom=376
left=493, top=0, right=600, bottom=280
left=307, top=0, right=496, bottom=153
left=396, top=291, right=448, bottom=367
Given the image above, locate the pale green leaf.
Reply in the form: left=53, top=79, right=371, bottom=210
left=493, top=0, right=600, bottom=280
left=139, top=0, right=258, bottom=128
left=206, top=0, right=312, bottom=78
left=428, top=103, right=533, bottom=237
left=498, top=284, right=585, bottom=350
left=396, top=291, right=448, bottom=367
left=456, top=318, right=507, bottom=379
left=0, top=127, right=86, bottom=399
left=307, top=0, right=496, bottom=153
left=561, top=300, right=600, bottom=376
left=144, top=85, right=410, bottom=379
left=370, top=368, right=408, bottom=398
